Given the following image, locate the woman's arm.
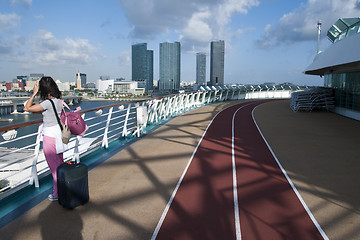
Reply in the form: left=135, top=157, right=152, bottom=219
left=24, top=82, right=44, bottom=113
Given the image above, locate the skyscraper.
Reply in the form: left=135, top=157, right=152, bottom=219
left=76, top=72, right=86, bottom=89
left=146, top=49, right=153, bottom=92
left=210, top=40, right=225, bottom=86
left=132, top=43, right=154, bottom=92
left=196, top=52, right=206, bottom=86
left=159, top=42, right=181, bottom=92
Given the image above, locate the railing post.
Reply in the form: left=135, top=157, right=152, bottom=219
left=202, top=91, right=206, bottom=104
left=73, top=136, right=81, bottom=163
left=29, top=124, right=43, bottom=188
left=219, top=90, right=223, bottom=101
left=178, top=94, right=184, bottom=112
left=164, top=97, right=172, bottom=118
left=183, top=94, right=188, bottom=110
left=170, top=96, right=175, bottom=116
left=182, top=94, right=187, bottom=111
left=102, top=107, right=113, bottom=148
left=170, top=96, right=176, bottom=116
left=207, top=91, right=211, bottom=104
left=72, top=113, right=86, bottom=163
left=171, top=96, right=178, bottom=116
left=148, top=100, right=159, bottom=124
left=186, top=93, right=191, bottom=108
left=134, top=106, right=148, bottom=137
left=177, top=94, right=182, bottom=113
left=190, top=93, right=195, bottom=108
left=213, top=90, right=218, bottom=102
left=122, top=104, right=131, bottom=137
left=158, top=98, right=166, bottom=120
left=189, top=93, right=195, bottom=108
left=195, top=92, right=200, bottom=106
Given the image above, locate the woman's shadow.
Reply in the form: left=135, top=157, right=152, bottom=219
left=38, top=202, right=83, bottom=240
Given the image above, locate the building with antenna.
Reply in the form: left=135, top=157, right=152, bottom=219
left=304, top=18, right=360, bottom=120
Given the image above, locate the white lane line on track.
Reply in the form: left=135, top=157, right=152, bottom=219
left=251, top=104, right=329, bottom=240
left=231, top=103, right=255, bottom=240
left=231, top=101, right=259, bottom=240
left=150, top=106, right=224, bottom=240
left=151, top=102, right=253, bottom=240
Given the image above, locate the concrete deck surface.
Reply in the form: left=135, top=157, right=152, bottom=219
left=254, top=100, right=360, bottom=240
left=0, top=99, right=359, bottom=240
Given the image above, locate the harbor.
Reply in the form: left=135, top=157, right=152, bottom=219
left=0, top=95, right=82, bottom=116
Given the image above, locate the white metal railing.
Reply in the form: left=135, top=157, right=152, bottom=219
left=0, top=87, right=294, bottom=199
left=290, top=87, right=335, bottom=112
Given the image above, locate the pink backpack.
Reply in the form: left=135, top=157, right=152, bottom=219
left=61, top=101, right=88, bottom=136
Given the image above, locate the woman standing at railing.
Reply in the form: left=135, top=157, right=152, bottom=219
left=24, top=76, right=65, bottom=201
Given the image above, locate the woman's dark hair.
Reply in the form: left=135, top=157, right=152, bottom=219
left=38, top=76, right=62, bottom=100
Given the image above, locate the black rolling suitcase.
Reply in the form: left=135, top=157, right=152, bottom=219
left=57, top=161, right=89, bottom=209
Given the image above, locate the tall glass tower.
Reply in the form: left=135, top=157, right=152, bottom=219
left=159, top=42, right=181, bottom=92
left=132, top=43, right=153, bottom=92
left=210, top=40, right=225, bottom=86
left=196, top=52, right=206, bottom=86
left=146, top=49, right=153, bottom=92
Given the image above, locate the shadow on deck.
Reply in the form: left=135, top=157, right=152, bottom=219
left=0, top=99, right=359, bottom=240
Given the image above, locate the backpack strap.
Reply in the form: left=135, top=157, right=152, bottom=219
left=49, top=99, right=63, bottom=131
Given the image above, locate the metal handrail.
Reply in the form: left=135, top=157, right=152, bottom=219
left=0, top=88, right=294, bottom=199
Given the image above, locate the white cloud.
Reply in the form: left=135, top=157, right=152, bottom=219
left=35, top=15, right=44, bottom=20
left=11, top=0, right=32, bottom=8
left=1, top=30, right=98, bottom=70
left=118, top=0, right=259, bottom=51
left=29, top=30, right=98, bottom=66
left=256, top=0, right=360, bottom=49
left=0, top=13, right=22, bottom=55
left=215, top=0, right=259, bottom=26
left=183, top=9, right=213, bottom=42
left=0, top=13, right=21, bottom=32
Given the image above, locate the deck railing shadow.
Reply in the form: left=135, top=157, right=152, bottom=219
left=2, top=92, right=356, bottom=239
left=0, top=88, right=293, bottom=200
left=0, top=88, right=295, bottom=237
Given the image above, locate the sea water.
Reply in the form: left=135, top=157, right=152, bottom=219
left=0, top=100, right=124, bottom=148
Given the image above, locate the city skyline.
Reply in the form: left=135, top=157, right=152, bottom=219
left=1, top=0, right=359, bottom=85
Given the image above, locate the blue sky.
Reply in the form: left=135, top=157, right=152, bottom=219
left=1, top=0, right=360, bottom=86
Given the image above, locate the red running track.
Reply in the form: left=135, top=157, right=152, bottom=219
left=152, top=100, right=328, bottom=240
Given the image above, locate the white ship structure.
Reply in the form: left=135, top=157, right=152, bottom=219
left=304, top=18, right=360, bottom=120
